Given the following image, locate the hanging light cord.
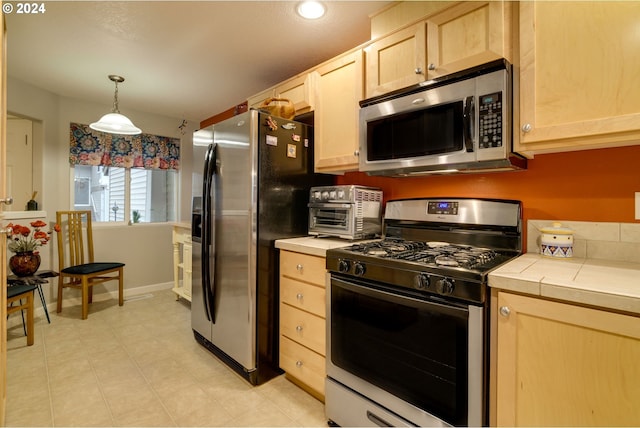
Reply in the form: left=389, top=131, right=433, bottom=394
left=108, top=74, right=126, bottom=114
left=112, top=80, right=120, bottom=113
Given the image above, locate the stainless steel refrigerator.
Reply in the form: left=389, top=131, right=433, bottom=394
left=191, top=109, right=330, bottom=385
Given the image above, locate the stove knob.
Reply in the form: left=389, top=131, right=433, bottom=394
left=414, top=273, right=430, bottom=290
left=338, top=259, right=350, bottom=273
left=353, top=262, right=366, bottom=277
left=436, top=278, right=455, bottom=295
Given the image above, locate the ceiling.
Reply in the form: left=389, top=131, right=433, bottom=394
left=5, top=1, right=391, bottom=125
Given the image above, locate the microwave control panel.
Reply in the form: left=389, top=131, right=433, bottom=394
left=478, top=92, right=503, bottom=149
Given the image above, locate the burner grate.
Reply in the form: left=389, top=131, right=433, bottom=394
left=346, top=239, right=498, bottom=270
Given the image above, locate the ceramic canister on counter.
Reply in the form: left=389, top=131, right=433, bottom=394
left=540, top=222, right=574, bottom=258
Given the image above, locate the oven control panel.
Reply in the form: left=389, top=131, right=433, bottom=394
left=330, top=256, right=482, bottom=303
left=427, top=201, right=459, bottom=215
left=413, top=272, right=455, bottom=295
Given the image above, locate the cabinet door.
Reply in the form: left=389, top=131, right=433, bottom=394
left=516, top=1, right=640, bottom=154
left=314, top=49, right=363, bottom=173
left=426, top=1, right=511, bottom=79
left=496, top=292, right=640, bottom=426
left=365, top=23, right=426, bottom=98
left=247, top=73, right=315, bottom=115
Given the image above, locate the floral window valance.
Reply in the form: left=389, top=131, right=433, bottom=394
left=69, top=123, right=180, bottom=171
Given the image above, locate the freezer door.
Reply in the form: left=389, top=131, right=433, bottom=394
left=191, top=129, right=213, bottom=340
left=190, top=225, right=211, bottom=338
left=209, top=113, right=255, bottom=371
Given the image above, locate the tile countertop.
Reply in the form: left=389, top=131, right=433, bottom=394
left=489, top=254, right=640, bottom=315
left=275, top=236, right=357, bottom=257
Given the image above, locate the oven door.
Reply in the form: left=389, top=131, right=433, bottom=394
left=326, top=275, right=484, bottom=427
left=308, top=202, right=354, bottom=238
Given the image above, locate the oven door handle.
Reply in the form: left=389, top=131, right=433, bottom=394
left=332, top=276, right=470, bottom=318
left=308, top=202, right=353, bottom=209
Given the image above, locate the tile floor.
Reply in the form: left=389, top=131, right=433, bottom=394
left=5, top=289, right=327, bottom=427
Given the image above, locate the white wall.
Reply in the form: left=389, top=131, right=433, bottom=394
left=6, top=77, right=200, bottom=304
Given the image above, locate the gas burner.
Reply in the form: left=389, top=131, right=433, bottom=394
left=366, top=248, right=388, bottom=256
left=435, top=256, right=460, bottom=267
left=344, top=239, right=501, bottom=271
left=326, top=198, right=522, bottom=305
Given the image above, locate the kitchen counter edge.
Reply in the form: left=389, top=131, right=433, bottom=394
left=489, top=253, right=640, bottom=315
left=275, top=236, right=356, bottom=257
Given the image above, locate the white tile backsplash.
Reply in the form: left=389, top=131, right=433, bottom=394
left=528, top=219, right=640, bottom=263
left=621, top=223, right=640, bottom=243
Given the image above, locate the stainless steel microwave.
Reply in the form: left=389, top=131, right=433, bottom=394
left=359, top=60, right=526, bottom=176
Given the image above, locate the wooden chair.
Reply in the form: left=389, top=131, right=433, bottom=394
left=55, top=210, right=125, bottom=319
left=7, top=284, right=37, bottom=346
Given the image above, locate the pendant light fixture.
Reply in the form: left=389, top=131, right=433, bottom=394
left=90, top=75, right=142, bottom=135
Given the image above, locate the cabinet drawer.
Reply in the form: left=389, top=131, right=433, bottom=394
left=280, top=303, right=326, bottom=355
left=280, top=251, right=326, bottom=287
left=281, top=276, right=326, bottom=318
left=280, top=335, right=326, bottom=397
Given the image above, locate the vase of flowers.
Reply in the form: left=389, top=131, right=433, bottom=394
left=6, top=220, right=57, bottom=277
left=9, top=252, right=41, bottom=277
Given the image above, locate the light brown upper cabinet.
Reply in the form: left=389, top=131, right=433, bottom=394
left=247, top=72, right=315, bottom=116
left=365, top=22, right=426, bottom=99
left=515, top=1, right=640, bottom=156
left=313, top=49, right=364, bottom=174
left=365, top=1, right=512, bottom=98
left=425, top=1, right=512, bottom=79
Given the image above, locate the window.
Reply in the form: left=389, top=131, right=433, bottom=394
left=73, top=165, right=177, bottom=224
left=69, top=122, right=180, bottom=224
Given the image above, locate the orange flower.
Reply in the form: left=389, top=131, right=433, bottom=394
left=34, top=230, right=48, bottom=240
left=5, top=221, right=56, bottom=254
left=30, top=219, right=47, bottom=228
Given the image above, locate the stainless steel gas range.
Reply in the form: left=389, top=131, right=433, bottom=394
left=325, top=198, right=522, bottom=427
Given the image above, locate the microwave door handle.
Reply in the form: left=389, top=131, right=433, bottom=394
left=463, top=95, right=475, bottom=152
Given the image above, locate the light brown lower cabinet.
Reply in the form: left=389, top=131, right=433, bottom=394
left=279, top=250, right=327, bottom=401
left=494, top=291, right=640, bottom=426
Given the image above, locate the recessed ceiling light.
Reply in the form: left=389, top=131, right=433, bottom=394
left=297, top=1, right=325, bottom=19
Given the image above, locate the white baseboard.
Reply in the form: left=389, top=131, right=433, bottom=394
left=6, top=282, right=175, bottom=329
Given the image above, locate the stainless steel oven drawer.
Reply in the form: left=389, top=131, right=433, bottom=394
left=326, top=378, right=417, bottom=427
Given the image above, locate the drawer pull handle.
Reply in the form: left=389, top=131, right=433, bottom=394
left=296, top=293, right=304, bottom=300
left=296, top=264, right=303, bottom=272
left=296, top=360, right=303, bottom=367
left=367, top=410, right=394, bottom=427
left=295, top=325, right=303, bottom=332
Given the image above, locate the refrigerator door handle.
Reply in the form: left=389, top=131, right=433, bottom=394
left=201, top=143, right=217, bottom=323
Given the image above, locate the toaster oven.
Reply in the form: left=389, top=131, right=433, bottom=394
left=308, top=185, right=383, bottom=240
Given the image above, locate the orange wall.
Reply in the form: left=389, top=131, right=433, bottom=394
left=336, top=145, right=640, bottom=225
